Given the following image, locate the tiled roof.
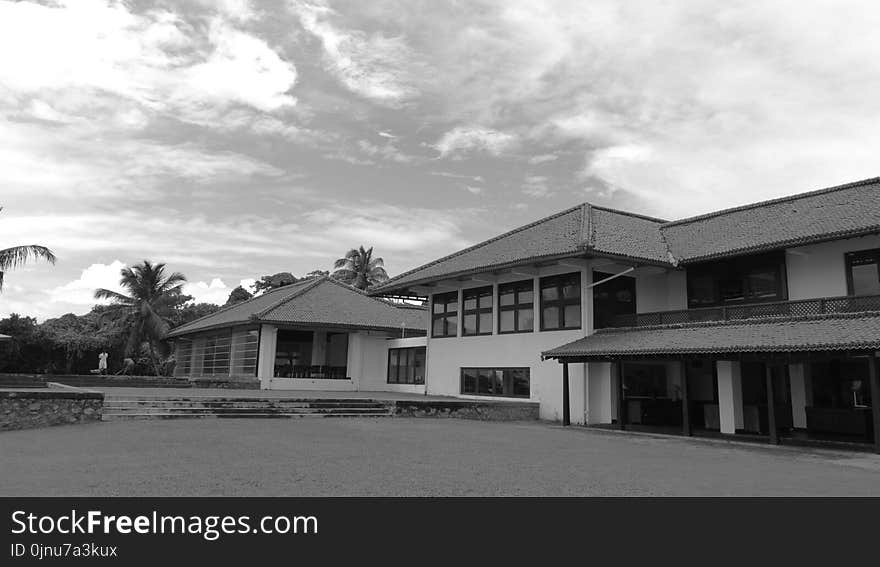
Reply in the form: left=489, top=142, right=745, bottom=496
left=372, top=204, right=668, bottom=294
left=662, top=177, right=880, bottom=263
left=542, top=312, right=880, bottom=359
left=168, top=277, right=425, bottom=337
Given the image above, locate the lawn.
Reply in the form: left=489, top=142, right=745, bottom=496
left=1, top=418, right=879, bottom=496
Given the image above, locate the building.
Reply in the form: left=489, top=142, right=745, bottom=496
left=371, top=177, right=880, bottom=450
left=168, top=276, right=427, bottom=393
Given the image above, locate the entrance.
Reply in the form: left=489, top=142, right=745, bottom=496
left=741, top=362, right=792, bottom=436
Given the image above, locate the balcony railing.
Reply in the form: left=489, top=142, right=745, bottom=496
left=274, top=365, right=349, bottom=380
left=608, top=294, right=880, bottom=329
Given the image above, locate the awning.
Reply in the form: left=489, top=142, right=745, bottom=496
left=542, top=312, right=880, bottom=361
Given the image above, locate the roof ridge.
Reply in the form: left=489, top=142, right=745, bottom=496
left=322, top=276, right=420, bottom=310
left=588, top=203, right=668, bottom=224
left=373, top=203, right=586, bottom=291
left=256, top=276, right=326, bottom=318
left=661, top=176, right=880, bottom=228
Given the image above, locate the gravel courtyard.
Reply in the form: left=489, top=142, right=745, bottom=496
left=2, top=418, right=879, bottom=496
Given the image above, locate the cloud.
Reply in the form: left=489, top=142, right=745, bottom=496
left=183, top=278, right=255, bottom=305
left=47, top=261, right=127, bottom=306
left=291, top=0, right=418, bottom=104
left=528, top=154, right=559, bottom=165
left=434, top=127, right=517, bottom=157
left=522, top=176, right=553, bottom=198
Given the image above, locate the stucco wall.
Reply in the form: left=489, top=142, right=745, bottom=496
left=786, top=234, right=880, bottom=300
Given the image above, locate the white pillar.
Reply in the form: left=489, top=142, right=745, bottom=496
left=491, top=282, right=499, bottom=335
left=346, top=332, right=363, bottom=389
left=789, top=363, right=808, bottom=429
left=717, top=361, right=743, bottom=434
left=257, top=324, right=278, bottom=389
left=587, top=362, right=614, bottom=424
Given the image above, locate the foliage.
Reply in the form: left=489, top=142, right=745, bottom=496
left=225, top=285, right=253, bottom=305
left=174, top=301, right=222, bottom=326
left=252, top=272, right=298, bottom=294
left=94, top=260, right=187, bottom=376
left=332, top=246, right=389, bottom=290
left=302, top=270, right=329, bottom=279
left=0, top=206, right=57, bottom=291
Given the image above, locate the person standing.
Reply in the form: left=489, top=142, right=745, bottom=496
left=98, top=351, right=109, bottom=375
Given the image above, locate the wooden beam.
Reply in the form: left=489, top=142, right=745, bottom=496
left=766, top=364, right=779, bottom=444
left=562, top=362, right=571, bottom=426
left=869, top=355, right=880, bottom=454
left=557, top=259, right=586, bottom=269
left=680, top=362, right=691, bottom=436
left=511, top=265, right=539, bottom=276
left=457, top=274, right=496, bottom=284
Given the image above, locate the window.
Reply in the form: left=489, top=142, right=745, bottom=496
left=686, top=252, right=787, bottom=307
left=460, top=367, right=530, bottom=398
left=387, top=347, right=426, bottom=384
left=498, top=280, right=534, bottom=333
left=175, top=328, right=258, bottom=379
left=539, top=272, right=581, bottom=330
left=431, top=291, right=458, bottom=337
left=593, top=271, right=636, bottom=329
left=845, top=249, right=880, bottom=296
left=462, top=286, right=493, bottom=336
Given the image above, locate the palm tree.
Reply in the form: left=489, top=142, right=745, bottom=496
left=94, top=261, right=186, bottom=375
left=332, top=246, right=389, bottom=290
left=0, top=207, right=56, bottom=291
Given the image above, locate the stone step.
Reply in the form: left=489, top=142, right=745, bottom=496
left=102, top=412, right=393, bottom=421
left=102, top=406, right=392, bottom=415
left=103, top=399, right=388, bottom=408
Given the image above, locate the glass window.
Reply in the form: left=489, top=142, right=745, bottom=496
left=686, top=252, right=787, bottom=308
left=460, top=367, right=530, bottom=398
left=539, top=272, right=581, bottom=331
left=431, top=292, right=459, bottom=338
left=498, top=279, right=535, bottom=334
left=462, top=286, right=493, bottom=336
left=846, top=249, right=880, bottom=296
left=592, top=271, right=637, bottom=329
left=387, top=347, right=426, bottom=384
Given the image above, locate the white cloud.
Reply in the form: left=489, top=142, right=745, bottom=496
left=48, top=261, right=127, bottom=306
left=434, top=127, right=517, bottom=157
left=522, top=175, right=553, bottom=198
left=291, top=0, right=418, bottom=104
left=182, top=278, right=254, bottom=305
left=528, top=154, right=559, bottom=165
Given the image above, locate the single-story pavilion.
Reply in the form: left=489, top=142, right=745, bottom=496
left=168, top=277, right=427, bottom=392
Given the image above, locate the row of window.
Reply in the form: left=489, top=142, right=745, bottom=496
left=431, top=272, right=582, bottom=338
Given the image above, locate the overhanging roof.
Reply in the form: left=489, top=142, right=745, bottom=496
left=168, top=277, right=425, bottom=338
left=371, top=204, right=668, bottom=294
left=542, top=312, right=880, bottom=360
left=372, top=177, right=880, bottom=296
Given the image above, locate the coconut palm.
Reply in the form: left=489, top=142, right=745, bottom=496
left=94, top=261, right=186, bottom=375
left=332, top=246, right=389, bottom=290
left=0, top=207, right=56, bottom=291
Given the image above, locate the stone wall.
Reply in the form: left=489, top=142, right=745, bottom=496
left=393, top=400, right=539, bottom=421
left=191, top=378, right=260, bottom=389
left=0, top=390, right=103, bottom=431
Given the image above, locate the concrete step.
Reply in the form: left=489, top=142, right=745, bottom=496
left=102, top=406, right=392, bottom=415
left=102, top=412, right=393, bottom=421
left=103, top=399, right=388, bottom=409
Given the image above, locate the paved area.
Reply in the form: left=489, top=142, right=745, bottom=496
left=2, top=419, right=879, bottom=496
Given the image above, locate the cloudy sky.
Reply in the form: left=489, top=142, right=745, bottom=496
left=1, top=0, right=879, bottom=320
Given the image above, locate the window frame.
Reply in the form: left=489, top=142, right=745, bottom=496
left=460, top=366, right=530, bottom=399
left=539, top=272, right=582, bottom=331
left=498, top=279, right=535, bottom=334
left=431, top=291, right=459, bottom=338
left=462, top=285, right=494, bottom=336
left=387, top=346, right=426, bottom=385
left=685, top=251, right=788, bottom=308
left=845, top=248, right=880, bottom=296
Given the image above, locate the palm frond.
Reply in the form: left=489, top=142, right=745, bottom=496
left=94, top=288, right=133, bottom=303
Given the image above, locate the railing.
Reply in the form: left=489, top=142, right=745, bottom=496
left=608, top=294, right=880, bottom=329
left=274, top=365, right=349, bottom=380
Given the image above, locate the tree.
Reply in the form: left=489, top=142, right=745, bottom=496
left=0, top=207, right=56, bottom=291
left=302, top=270, right=329, bottom=280
left=253, top=272, right=298, bottom=295
left=174, top=301, right=221, bottom=326
left=94, top=261, right=186, bottom=375
left=332, top=246, right=389, bottom=290
left=225, top=285, right=253, bottom=305
left=0, top=313, right=41, bottom=372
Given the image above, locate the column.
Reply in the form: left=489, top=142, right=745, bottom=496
left=311, top=330, right=327, bottom=369
left=765, top=364, right=778, bottom=444
left=491, top=282, right=499, bottom=335
left=562, top=362, right=571, bottom=426
left=789, top=362, right=808, bottom=430
left=256, top=324, right=278, bottom=389
left=588, top=362, right=613, bottom=424
left=869, top=355, right=880, bottom=454
left=680, top=361, right=691, bottom=436
left=346, top=332, right=363, bottom=388
left=615, top=361, right=625, bottom=429
left=717, top=361, right=743, bottom=435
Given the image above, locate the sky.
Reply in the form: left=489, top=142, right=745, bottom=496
left=1, top=0, right=879, bottom=320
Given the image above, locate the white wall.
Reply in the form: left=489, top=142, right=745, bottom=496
left=786, top=234, right=880, bottom=300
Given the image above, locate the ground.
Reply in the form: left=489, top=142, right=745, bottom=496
left=2, top=418, right=879, bottom=496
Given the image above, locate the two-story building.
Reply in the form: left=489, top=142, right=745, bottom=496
left=372, top=177, right=880, bottom=450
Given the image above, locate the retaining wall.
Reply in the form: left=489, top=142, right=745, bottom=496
left=0, top=389, right=104, bottom=431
